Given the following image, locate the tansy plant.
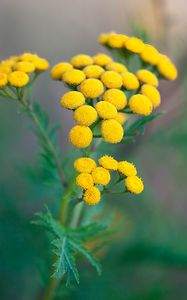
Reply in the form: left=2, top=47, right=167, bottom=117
left=0, top=32, right=177, bottom=299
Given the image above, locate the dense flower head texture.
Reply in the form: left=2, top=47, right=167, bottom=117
left=50, top=32, right=178, bottom=208
left=74, top=155, right=144, bottom=205
left=0, top=52, right=49, bottom=90
left=98, top=31, right=178, bottom=81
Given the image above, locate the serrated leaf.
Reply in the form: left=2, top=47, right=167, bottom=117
left=52, top=237, right=79, bottom=285
left=69, top=223, right=108, bottom=242
left=69, top=240, right=102, bottom=275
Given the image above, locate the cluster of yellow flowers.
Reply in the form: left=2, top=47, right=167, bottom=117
left=74, top=155, right=144, bottom=205
left=98, top=32, right=178, bottom=81
left=51, top=53, right=161, bottom=148
left=0, top=53, right=49, bottom=89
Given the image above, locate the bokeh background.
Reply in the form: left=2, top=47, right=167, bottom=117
left=0, top=0, right=187, bottom=299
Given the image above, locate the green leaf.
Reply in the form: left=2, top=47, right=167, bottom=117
left=32, top=209, right=108, bottom=285
left=52, top=237, right=79, bottom=285
left=124, top=112, right=164, bottom=139
left=69, top=223, right=108, bottom=242
left=69, top=240, right=102, bottom=275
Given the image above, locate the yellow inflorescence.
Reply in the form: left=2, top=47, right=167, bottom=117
left=92, top=167, right=111, bottom=185
left=95, top=101, right=117, bottom=119
left=141, top=84, right=161, bottom=108
left=140, top=44, right=159, bottom=65
left=51, top=62, right=73, bottom=80
left=0, top=52, right=49, bottom=90
left=70, top=54, right=93, bottom=68
left=84, top=187, right=101, bottom=205
left=16, top=62, right=35, bottom=73
left=8, top=71, right=29, bottom=87
left=74, top=155, right=144, bottom=205
left=125, top=176, right=144, bottom=194
left=69, top=125, right=93, bottom=148
left=76, top=173, right=94, bottom=189
left=63, top=69, right=86, bottom=86
left=98, top=32, right=178, bottom=81
left=0, top=73, right=8, bottom=87
left=136, top=69, right=158, bottom=87
left=129, top=94, right=153, bottom=116
left=101, top=119, right=124, bottom=143
left=50, top=34, right=178, bottom=206
left=125, top=37, right=145, bottom=54
left=121, top=72, right=140, bottom=90
left=105, top=62, right=127, bottom=73
left=157, top=55, right=178, bottom=80
left=118, top=161, right=137, bottom=177
left=103, top=89, right=127, bottom=110
left=98, top=155, right=118, bottom=171
left=80, top=78, right=104, bottom=98
left=83, top=65, right=104, bottom=79
left=101, top=71, right=123, bottom=89
left=74, top=157, right=96, bottom=173
left=93, top=53, right=113, bottom=66
left=74, top=105, right=98, bottom=126
left=60, top=91, right=85, bottom=110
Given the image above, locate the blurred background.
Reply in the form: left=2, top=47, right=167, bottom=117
left=0, top=0, right=187, bottom=299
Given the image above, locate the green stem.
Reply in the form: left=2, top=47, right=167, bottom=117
left=18, top=96, right=67, bottom=188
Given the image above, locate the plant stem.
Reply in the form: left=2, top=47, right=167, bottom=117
left=19, top=96, right=67, bottom=188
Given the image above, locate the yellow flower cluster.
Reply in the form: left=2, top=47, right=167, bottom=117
left=0, top=53, right=49, bottom=89
left=52, top=52, right=163, bottom=148
left=98, top=32, right=178, bottom=81
left=74, top=155, right=144, bottom=205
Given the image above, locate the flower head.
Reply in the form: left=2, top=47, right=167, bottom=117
left=118, top=161, right=137, bottom=177
left=95, top=101, right=117, bottom=119
left=101, top=119, right=124, bottom=143
left=0, top=73, right=8, bottom=87
left=83, top=186, right=101, bottom=205
left=157, top=55, right=178, bottom=80
left=15, top=61, right=35, bottom=73
left=98, top=155, right=118, bottom=171
left=140, top=44, right=159, bottom=65
left=74, top=105, right=98, bottom=126
left=141, top=84, right=161, bottom=108
left=93, top=53, right=113, bottom=66
left=33, top=57, right=49, bottom=71
left=92, top=167, right=111, bottom=185
left=70, top=54, right=93, bottom=68
left=121, top=72, right=140, bottom=90
left=76, top=173, right=94, bottom=189
left=60, top=91, right=85, bottom=110
left=106, top=62, right=127, bottom=73
left=51, top=62, right=73, bottom=80
left=108, top=34, right=128, bottom=48
left=80, top=78, right=104, bottom=98
left=103, top=89, right=127, bottom=110
left=83, top=65, right=104, bottom=79
left=8, top=71, right=29, bottom=87
left=74, top=157, right=96, bottom=173
left=129, top=94, right=153, bottom=116
left=63, top=69, right=86, bottom=85
left=125, top=176, right=144, bottom=194
left=69, top=125, right=93, bottom=148
left=125, top=37, right=145, bottom=54
left=101, top=71, right=123, bottom=89
left=137, top=69, right=158, bottom=87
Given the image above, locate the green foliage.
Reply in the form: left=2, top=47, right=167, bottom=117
left=122, top=112, right=163, bottom=143
left=33, top=208, right=110, bottom=286
left=27, top=102, right=64, bottom=189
